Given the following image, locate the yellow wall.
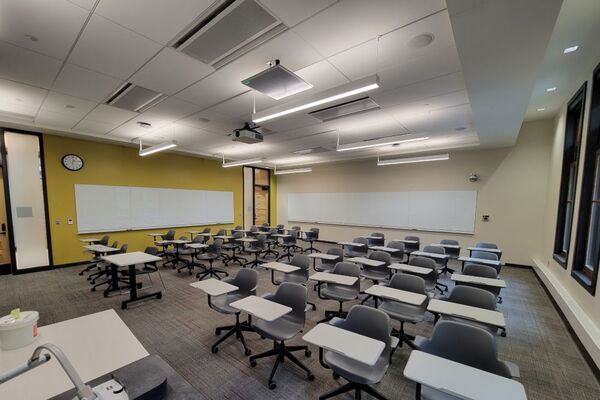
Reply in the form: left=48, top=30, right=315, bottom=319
left=43, top=135, right=244, bottom=265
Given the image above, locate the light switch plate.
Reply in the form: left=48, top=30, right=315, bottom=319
left=67, top=218, right=74, bottom=225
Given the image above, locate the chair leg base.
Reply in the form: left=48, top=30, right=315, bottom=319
left=318, top=381, right=388, bottom=400
left=197, top=266, right=228, bottom=281
left=249, top=341, right=313, bottom=389
left=212, top=314, right=253, bottom=355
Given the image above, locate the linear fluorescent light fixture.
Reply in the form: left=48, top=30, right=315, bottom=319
left=563, top=45, right=579, bottom=54
left=139, top=140, right=177, bottom=156
left=222, top=157, right=263, bottom=168
left=252, top=75, right=380, bottom=124
left=337, top=135, right=429, bottom=152
left=274, top=167, right=312, bottom=175
left=377, top=153, right=449, bottom=166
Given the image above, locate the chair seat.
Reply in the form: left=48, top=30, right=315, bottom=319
left=253, top=315, right=303, bottom=341
left=323, top=350, right=388, bottom=385
left=321, top=284, right=358, bottom=301
left=379, top=299, right=426, bottom=323
left=360, top=270, right=389, bottom=281
left=345, top=251, right=366, bottom=258
left=275, top=273, right=308, bottom=285
left=315, top=263, right=335, bottom=272
left=211, top=293, right=244, bottom=314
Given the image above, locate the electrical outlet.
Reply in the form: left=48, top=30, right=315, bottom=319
left=67, top=218, right=74, bottom=225
left=55, top=219, right=60, bottom=225
left=482, top=215, right=490, bottom=222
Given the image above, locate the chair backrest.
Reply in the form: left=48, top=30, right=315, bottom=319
left=419, top=320, right=511, bottom=378
left=440, top=239, right=460, bottom=256
left=308, top=227, right=319, bottom=239
left=277, top=224, right=284, bottom=229
left=423, top=245, right=445, bottom=255
left=370, top=232, right=385, bottom=246
left=387, top=241, right=405, bottom=253
left=446, top=285, right=496, bottom=310
left=389, top=273, right=427, bottom=294
left=331, top=262, right=361, bottom=293
left=290, top=254, right=310, bottom=270
left=192, top=235, right=204, bottom=244
left=350, top=237, right=368, bottom=254
left=463, top=263, right=498, bottom=279
left=472, top=251, right=498, bottom=261
left=216, top=229, right=226, bottom=236
left=232, top=231, right=244, bottom=240
left=405, top=235, right=420, bottom=251
left=342, top=305, right=391, bottom=358
left=250, top=225, right=258, bottom=232
left=110, top=241, right=119, bottom=248
left=255, top=235, right=267, bottom=249
left=409, top=256, right=437, bottom=286
left=144, top=246, right=158, bottom=256
left=475, top=242, right=498, bottom=249
left=120, top=244, right=128, bottom=253
left=163, top=230, right=175, bottom=240
left=325, top=247, right=344, bottom=263
left=272, top=282, right=307, bottom=325
left=283, top=230, right=297, bottom=244
left=99, top=235, right=110, bottom=245
left=368, top=250, right=391, bottom=273
left=291, top=226, right=301, bottom=237
left=208, top=239, right=223, bottom=255
left=231, top=268, right=258, bottom=296
left=178, top=235, right=187, bottom=241
left=202, top=227, right=211, bottom=233
left=441, top=239, right=459, bottom=245
left=234, top=225, right=242, bottom=230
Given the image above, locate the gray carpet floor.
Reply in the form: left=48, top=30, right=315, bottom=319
left=1, top=243, right=599, bottom=400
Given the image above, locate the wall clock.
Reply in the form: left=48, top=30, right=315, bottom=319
left=62, top=154, right=84, bottom=171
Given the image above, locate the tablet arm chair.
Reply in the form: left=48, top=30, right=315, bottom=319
left=463, top=263, right=503, bottom=303
left=278, top=230, right=303, bottom=261
left=244, top=235, right=267, bottom=268
left=345, top=237, right=368, bottom=258
left=369, top=232, right=385, bottom=247
left=209, top=268, right=258, bottom=356
left=360, top=251, right=391, bottom=306
left=469, top=250, right=501, bottom=274
left=87, top=240, right=118, bottom=283
left=421, top=245, right=450, bottom=290
left=223, top=231, right=247, bottom=266
left=263, top=228, right=280, bottom=258
left=414, top=320, right=518, bottom=400
left=319, top=305, right=391, bottom=400
left=440, top=239, right=460, bottom=258
left=302, top=227, right=320, bottom=254
left=315, top=248, right=344, bottom=272
left=404, top=235, right=420, bottom=254
left=196, top=239, right=228, bottom=280
left=409, top=256, right=446, bottom=295
left=276, top=224, right=285, bottom=234
left=249, top=283, right=314, bottom=389
left=386, top=241, right=406, bottom=264
left=177, top=235, right=205, bottom=274
left=317, top=262, right=361, bottom=323
left=79, top=235, right=110, bottom=276
left=274, top=254, right=316, bottom=311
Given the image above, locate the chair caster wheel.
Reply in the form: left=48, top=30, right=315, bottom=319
left=91, top=288, right=96, bottom=292
left=245, top=349, right=251, bottom=356
left=157, top=293, right=162, bottom=299
left=501, top=331, right=507, bottom=337
left=250, top=360, right=257, bottom=367
left=307, top=374, right=315, bottom=381
left=305, top=349, right=311, bottom=357
left=103, top=293, right=108, bottom=298
left=268, top=382, right=276, bottom=390
left=137, top=283, right=143, bottom=289
left=215, top=329, right=221, bottom=336
left=333, top=372, right=340, bottom=380
left=211, top=346, right=219, bottom=354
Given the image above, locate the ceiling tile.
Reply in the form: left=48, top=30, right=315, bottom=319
left=144, top=123, right=212, bottom=145
left=0, top=78, right=48, bottom=117
left=66, top=0, right=95, bottom=10
left=73, top=119, right=117, bottom=135
left=0, top=0, right=89, bottom=60
left=178, top=109, right=244, bottom=135
left=0, top=41, right=63, bottom=88
left=259, top=0, right=337, bottom=27
left=293, top=0, right=445, bottom=57
left=142, top=96, right=200, bottom=121
left=68, top=14, right=162, bottom=79
left=210, top=91, right=279, bottom=117
left=130, top=48, right=213, bottom=95
left=39, top=91, right=97, bottom=118
left=294, top=60, right=350, bottom=93
left=52, top=63, right=123, bottom=102
left=83, top=104, right=138, bottom=124
left=35, top=109, right=81, bottom=129
left=393, top=103, right=473, bottom=133
left=176, top=69, right=247, bottom=109
left=95, top=0, right=214, bottom=45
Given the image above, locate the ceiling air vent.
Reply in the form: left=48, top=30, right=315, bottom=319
left=293, top=146, right=331, bottom=155
left=105, top=83, right=167, bottom=113
left=309, top=97, right=380, bottom=122
left=173, top=0, right=286, bottom=68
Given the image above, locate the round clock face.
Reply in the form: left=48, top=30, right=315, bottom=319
left=62, top=154, right=83, bottom=171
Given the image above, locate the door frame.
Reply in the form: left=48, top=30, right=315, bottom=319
left=244, top=166, right=271, bottom=226
left=0, top=127, right=54, bottom=274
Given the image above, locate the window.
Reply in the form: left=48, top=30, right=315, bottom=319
left=573, top=65, right=600, bottom=293
left=553, top=83, right=587, bottom=267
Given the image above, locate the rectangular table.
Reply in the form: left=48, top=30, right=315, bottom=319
left=427, top=299, right=506, bottom=328
left=83, top=245, right=119, bottom=254
left=451, top=273, right=506, bottom=288
left=101, top=251, right=163, bottom=309
left=0, top=310, right=148, bottom=400
left=79, top=238, right=100, bottom=243
left=308, top=252, right=340, bottom=270
left=309, top=272, right=357, bottom=286
left=389, top=263, right=432, bottom=275
left=393, top=239, right=418, bottom=244
left=468, top=247, right=503, bottom=254
left=404, top=351, right=527, bottom=400
left=190, top=278, right=238, bottom=297
left=369, top=246, right=401, bottom=253
left=146, top=232, right=165, bottom=241
left=346, top=257, right=385, bottom=267
left=303, top=323, right=385, bottom=366
left=365, top=285, right=427, bottom=306
left=411, top=251, right=450, bottom=260
left=458, top=256, right=504, bottom=271
left=432, top=243, right=461, bottom=249
left=338, top=241, right=365, bottom=249
left=230, top=295, right=292, bottom=322
left=262, top=261, right=300, bottom=284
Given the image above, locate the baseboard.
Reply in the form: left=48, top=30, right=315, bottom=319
left=532, top=257, right=600, bottom=371
left=12, top=261, right=83, bottom=275
left=0, top=263, right=10, bottom=275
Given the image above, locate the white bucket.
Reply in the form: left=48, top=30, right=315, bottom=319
left=0, top=311, right=39, bottom=350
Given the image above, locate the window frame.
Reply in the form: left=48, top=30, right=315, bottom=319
left=553, top=83, right=587, bottom=267
left=573, top=65, right=600, bottom=294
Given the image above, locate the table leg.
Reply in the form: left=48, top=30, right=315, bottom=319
left=121, top=265, right=162, bottom=309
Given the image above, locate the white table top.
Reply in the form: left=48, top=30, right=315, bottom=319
left=388, top=263, right=432, bottom=275
left=198, top=233, right=214, bottom=237
left=83, top=244, right=119, bottom=253
left=302, top=323, right=385, bottom=366
left=412, top=251, right=450, bottom=259
left=458, top=256, right=503, bottom=266
left=404, top=351, right=527, bottom=400
left=347, top=257, right=386, bottom=267
left=365, top=285, right=427, bottom=306
left=236, top=237, right=258, bottom=243
left=0, top=310, right=148, bottom=400
left=369, top=246, right=401, bottom=253
left=432, top=243, right=461, bottom=249
left=428, top=299, right=506, bottom=328
left=468, top=247, right=502, bottom=253
left=146, top=232, right=164, bottom=236
left=261, top=261, right=300, bottom=273
left=451, top=273, right=506, bottom=288
left=190, top=278, right=238, bottom=296
left=186, top=243, right=209, bottom=249
left=309, top=272, right=357, bottom=285
left=338, top=241, right=365, bottom=247
left=101, top=251, right=162, bottom=267
left=308, top=252, right=340, bottom=260
left=79, top=238, right=100, bottom=243
left=169, top=239, right=192, bottom=245
left=271, top=234, right=292, bottom=238
left=214, top=235, right=234, bottom=239
left=230, top=295, right=292, bottom=322
left=360, top=235, right=384, bottom=240
left=395, top=239, right=419, bottom=244
left=233, top=229, right=250, bottom=232
left=154, top=240, right=171, bottom=245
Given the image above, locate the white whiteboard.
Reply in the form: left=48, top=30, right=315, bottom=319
left=75, top=184, right=234, bottom=233
left=287, top=191, right=476, bottom=233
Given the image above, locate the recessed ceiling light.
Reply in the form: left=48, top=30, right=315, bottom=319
left=407, top=33, right=434, bottom=48
left=24, top=34, right=38, bottom=42
left=198, top=117, right=210, bottom=123
left=65, top=104, right=75, bottom=109
left=537, top=107, right=546, bottom=112
left=137, top=121, right=152, bottom=129
left=546, top=87, right=557, bottom=92
left=563, top=45, right=579, bottom=54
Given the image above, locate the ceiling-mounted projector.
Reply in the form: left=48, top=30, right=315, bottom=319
left=232, top=122, right=263, bottom=144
